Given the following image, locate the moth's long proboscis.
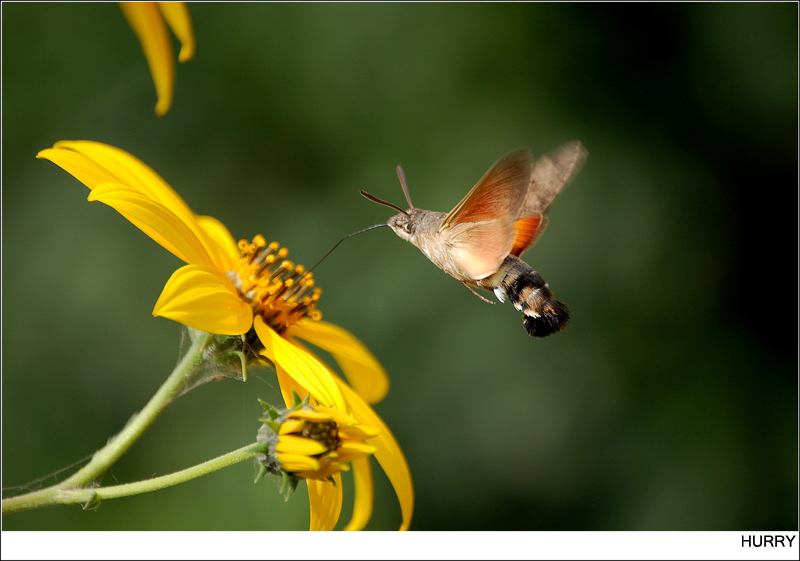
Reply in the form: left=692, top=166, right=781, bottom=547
left=305, top=223, right=389, bottom=276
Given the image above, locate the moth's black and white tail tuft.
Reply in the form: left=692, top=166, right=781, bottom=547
left=501, top=262, right=569, bottom=338
left=522, top=299, right=569, bottom=338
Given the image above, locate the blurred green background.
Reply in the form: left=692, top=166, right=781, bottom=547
left=2, top=3, right=797, bottom=531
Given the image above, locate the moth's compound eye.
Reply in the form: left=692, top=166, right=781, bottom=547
left=403, top=223, right=412, bottom=234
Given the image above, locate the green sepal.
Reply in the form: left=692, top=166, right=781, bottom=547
left=257, top=399, right=281, bottom=421
left=279, top=470, right=299, bottom=501
left=82, top=492, right=101, bottom=511
left=290, top=390, right=304, bottom=410
left=256, top=417, right=282, bottom=432
left=263, top=420, right=282, bottom=434
left=253, top=464, right=268, bottom=484
left=326, top=476, right=337, bottom=487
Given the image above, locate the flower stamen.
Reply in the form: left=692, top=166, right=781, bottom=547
left=229, top=237, right=323, bottom=335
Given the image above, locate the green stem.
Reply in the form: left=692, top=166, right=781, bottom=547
left=2, top=443, right=260, bottom=514
left=2, top=330, right=213, bottom=515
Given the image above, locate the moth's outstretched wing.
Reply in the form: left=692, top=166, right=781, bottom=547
left=510, top=140, right=587, bottom=257
left=439, top=149, right=532, bottom=279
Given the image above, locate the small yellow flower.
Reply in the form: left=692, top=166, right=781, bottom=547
left=270, top=369, right=414, bottom=530
left=37, top=141, right=413, bottom=530
left=120, top=2, right=195, bottom=116
left=256, top=399, right=379, bottom=488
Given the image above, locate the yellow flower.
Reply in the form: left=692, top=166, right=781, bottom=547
left=272, top=364, right=414, bottom=530
left=119, top=2, right=195, bottom=116
left=274, top=406, right=378, bottom=480
left=256, top=399, right=379, bottom=494
left=37, top=140, right=413, bottom=530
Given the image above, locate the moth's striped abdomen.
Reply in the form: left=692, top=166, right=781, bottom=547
left=484, top=256, right=569, bottom=338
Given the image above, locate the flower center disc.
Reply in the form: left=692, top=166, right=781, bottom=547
left=228, top=235, right=322, bottom=334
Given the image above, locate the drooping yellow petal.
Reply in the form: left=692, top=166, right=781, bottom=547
left=89, top=182, right=216, bottom=267
left=335, top=373, right=414, bottom=531
left=39, top=142, right=231, bottom=272
left=156, top=2, right=195, bottom=62
left=120, top=2, right=175, bottom=116
left=308, top=475, right=343, bottom=531
left=47, top=141, right=195, bottom=230
left=290, top=319, right=390, bottom=404
left=344, top=457, right=374, bottom=531
left=37, top=147, right=121, bottom=189
left=153, top=264, right=253, bottom=335
left=255, top=317, right=347, bottom=411
left=275, top=363, right=311, bottom=410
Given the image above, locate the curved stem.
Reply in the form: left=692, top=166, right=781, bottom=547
left=2, top=330, right=212, bottom=515
left=2, top=443, right=260, bottom=514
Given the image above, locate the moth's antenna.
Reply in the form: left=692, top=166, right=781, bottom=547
left=396, top=165, right=414, bottom=209
left=360, top=190, right=409, bottom=215
left=304, top=223, right=389, bottom=276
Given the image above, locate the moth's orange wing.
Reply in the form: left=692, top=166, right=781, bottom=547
left=511, top=215, right=548, bottom=257
left=445, top=220, right=516, bottom=279
left=441, top=149, right=532, bottom=230
left=512, top=141, right=587, bottom=257
left=439, top=149, right=533, bottom=279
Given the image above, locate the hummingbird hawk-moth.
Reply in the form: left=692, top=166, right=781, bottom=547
left=361, top=141, right=587, bottom=338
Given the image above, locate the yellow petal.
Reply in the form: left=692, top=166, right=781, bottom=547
left=276, top=453, right=319, bottom=473
left=274, top=363, right=313, bottom=409
left=89, top=182, right=216, bottom=267
left=275, top=435, right=327, bottom=456
left=336, top=374, right=414, bottom=531
left=153, top=264, right=253, bottom=335
left=37, top=147, right=120, bottom=190
left=344, top=457, right=374, bottom=531
left=40, top=141, right=233, bottom=272
left=120, top=2, right=174, bottom=116
left=254, top=317, right=347, bottom=411
left=336, top=441, right=377, bottom=463
left=337, top=424, right=380, bottom=441
left=290, top=319, right=390, bottom=404
left=156, top=2, right=195, bottom=62
left=299, top=406, right=359, bottom=427
left=297, top=458, right=344, bottom=481
left=286, top=409, right=334, bottom=422
left=308, top=475, right=343, bottom=531
left=278, top=419, right=306, bottom=435
left=195, top=215, right=239, bottom=271
left=47, top=141, right=195, bottom=231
